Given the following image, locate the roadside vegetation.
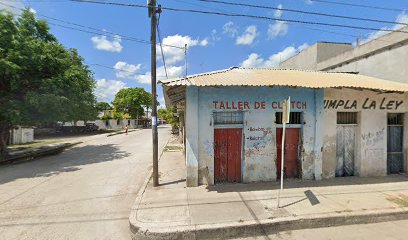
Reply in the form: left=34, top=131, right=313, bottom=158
left=0, top=9, right=97, bottom=159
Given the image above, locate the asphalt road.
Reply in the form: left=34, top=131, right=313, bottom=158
left=0, top=126, right=172, bottom=240
left=236, top=220, right=408, bottom=240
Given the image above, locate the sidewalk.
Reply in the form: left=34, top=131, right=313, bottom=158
left=129, top=146, right=408, bottom=240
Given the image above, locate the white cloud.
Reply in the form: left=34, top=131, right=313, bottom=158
left=200, top=39, right=209, bottom=46
left=211, top=29, right=221, bottom=41
left=274, top=4, right=283, bottom=18
left=223, top=21, right=239, bottom=37
left=135, top=66, right=184, bottom=84
left=305, top=0, right=313, bottom=4
left=158, top=96, right=166, bottom=108
left=29, top=7, right=36, bottom=14
left=359, top=12, right=408, bottom=45
left=236, top=25, right=258, bottom=45
left=114, top=61, right=141, bottom=79
left=157, top=34, right=207, bottom=65
left=95, top=79, right=126, bottom=102
left=91, top=35, right=123, bottom=53
left=240, top=43, right=309, bottom=68
left=268, top=21, right=289, bottom=39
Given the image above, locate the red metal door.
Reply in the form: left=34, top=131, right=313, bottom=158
left=276, top=128, right=300, bottom=178
left=214, top=128, right=242, bottom=183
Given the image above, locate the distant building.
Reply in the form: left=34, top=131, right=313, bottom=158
left=279, top=26, right=408, bottom=83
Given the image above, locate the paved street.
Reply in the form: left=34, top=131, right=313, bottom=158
left=0, top=126, right=171, bottom=240
left=236, top=220, right=408, bottom=240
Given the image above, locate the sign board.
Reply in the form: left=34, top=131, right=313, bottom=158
left=282, top=97, right=291, bottom=124
left=277, top=96, right=290, bottom=208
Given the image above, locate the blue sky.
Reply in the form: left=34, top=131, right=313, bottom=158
left=1, top=0, right=407, bottom=107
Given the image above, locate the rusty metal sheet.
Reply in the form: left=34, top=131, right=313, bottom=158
left=160, top=67, right=408, bottom=92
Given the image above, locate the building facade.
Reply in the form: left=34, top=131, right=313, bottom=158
left=279, top=26, right=408, bottom=84
left=162, top=68, right=408, bottom=187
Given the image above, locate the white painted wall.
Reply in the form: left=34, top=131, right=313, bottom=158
left=9, top=127, right=34, bottom=144
left=322, top=89, right=408, bottom=178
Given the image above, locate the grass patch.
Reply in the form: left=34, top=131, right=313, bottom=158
left=7, top=140, right=63, bottom=150
left=387, top=194, right=408, bottom=207
left=164, top=145, right=184, bottom=152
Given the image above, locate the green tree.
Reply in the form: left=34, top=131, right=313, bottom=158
left=0, top=9, right=97, bottom=158
left=158, top=107, right=178, bottom=129
left=112, top=88, right=152, bottom=119
left=96, top=102, right=112, bottom=112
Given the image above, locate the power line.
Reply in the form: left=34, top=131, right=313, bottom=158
left=195, top=0, right=408, bottom=26
left=0, top=1, right=184, bottom=49
left=309, top=0, right=406, bottom=13
left=157, top=8, right=168, bottom=79
left=88, top=63, right=170, bottom=79
left=70, top=0, right=408, bottom=34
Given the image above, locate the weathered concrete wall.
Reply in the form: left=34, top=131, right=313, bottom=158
left=320, top=44, right=408, bottom=83
left=279, top=43, right=352, bottom=70
left=189, top=86, right=324, bottom=185
left=322, top=89, right=408, bottom=178
left=279, top=44, right=318, bottom=70
left=316, top=43, right=352, bottom=63
left=9, top=127, right=34, bottom=144
left=186, top=86, right=199, bottom=187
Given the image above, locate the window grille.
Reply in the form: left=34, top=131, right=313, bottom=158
left=213, top=111, right=244, bottom=125
left=337, top=112, right=357, bottom=124
left=388, top=113, right=404, bottom=125
left=275, top=112, right=302, bottom=124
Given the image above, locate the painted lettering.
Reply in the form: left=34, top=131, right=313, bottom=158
left=379, top=98, right=386, bottom=110
left=396, top=101, right=403, bottom=109
left=238, top=101, right=243, bottom=110
left=386, top=100, right=394, bottom=110
left=336, top=100, right=345, bottom=109
left=213, top=101, right=218, bottom=109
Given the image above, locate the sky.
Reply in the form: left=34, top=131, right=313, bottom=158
left=1, top=0, right=407, bottom=107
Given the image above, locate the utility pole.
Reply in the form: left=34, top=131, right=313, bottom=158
left=148, top=0, right=159, bottom=187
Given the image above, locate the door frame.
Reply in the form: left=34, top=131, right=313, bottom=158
left=387, top=113, right=405, bottom=174
left=212, top=110, right=246, bottom=184
left=213, top=126, right=244, bottom=183
left=336, top=123, right=357, bottom=177
left=275, top=126, right=303, bottom=179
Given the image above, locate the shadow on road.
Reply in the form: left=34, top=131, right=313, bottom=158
left=0, top=144, right=131, bottom=185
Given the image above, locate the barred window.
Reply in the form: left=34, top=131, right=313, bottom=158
left=213, top=111, right=244, bottom=125
left=275, top=112, right=302, bottom=124
left=388, top=113, right=403, bottom=126
left=337, top=112, right=357, bottom=124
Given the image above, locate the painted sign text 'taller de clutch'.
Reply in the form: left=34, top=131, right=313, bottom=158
left=212, top=101, right=307, bottom=110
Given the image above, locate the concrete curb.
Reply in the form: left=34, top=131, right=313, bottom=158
left=129, top=137, right=173, bottom=239
left=2, top=142, right=82, bottom=164
left=129, top=206, right=408, bottom=240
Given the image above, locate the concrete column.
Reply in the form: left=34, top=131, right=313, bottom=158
left=359, top=111, right=387, bottom=177
left=313, top=89, right=324, bottom=180
left=185, top=86, right=199, bottom=187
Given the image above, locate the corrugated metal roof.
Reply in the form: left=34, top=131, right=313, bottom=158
left=160, top=67, right=408, bottom=92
